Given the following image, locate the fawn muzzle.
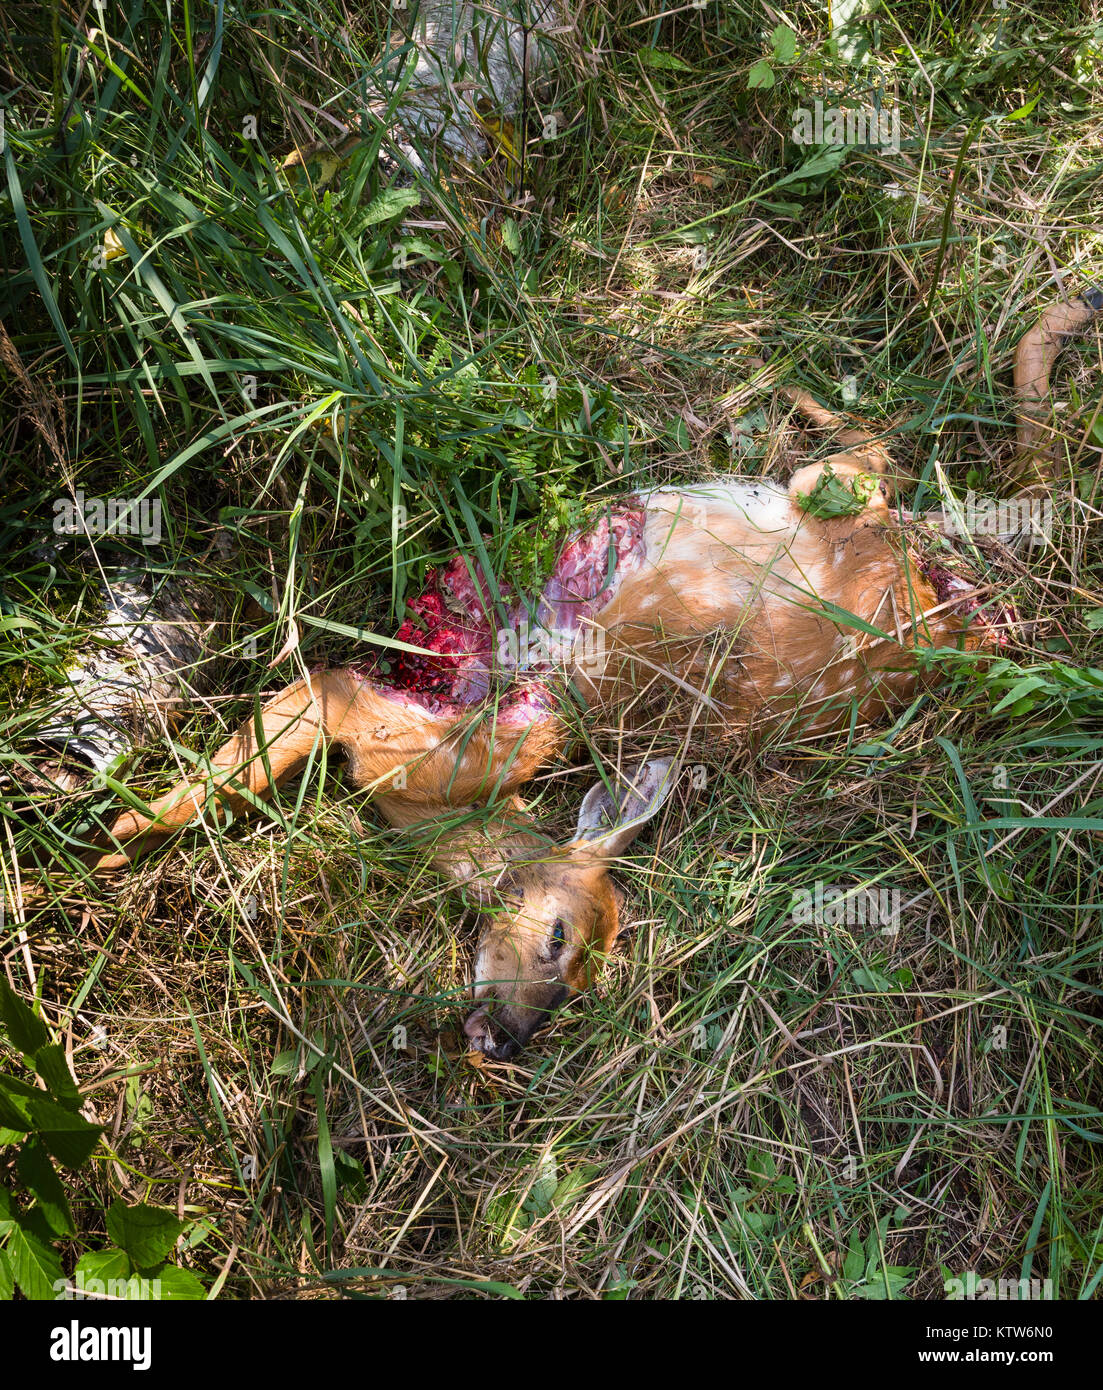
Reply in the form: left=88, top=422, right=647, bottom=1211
left=463, top=986, right=570, bottom=1060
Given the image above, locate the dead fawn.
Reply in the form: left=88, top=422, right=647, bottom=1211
left=52, top=289, right=1102, bottom=1059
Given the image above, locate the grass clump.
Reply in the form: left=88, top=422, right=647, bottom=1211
left=1, top=0, right=1102, bottom=1302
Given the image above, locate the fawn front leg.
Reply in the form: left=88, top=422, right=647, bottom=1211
left=91, top=669, right=360, bottom=871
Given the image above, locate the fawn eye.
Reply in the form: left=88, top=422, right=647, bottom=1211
left=548, top=918, right=567, bottom=955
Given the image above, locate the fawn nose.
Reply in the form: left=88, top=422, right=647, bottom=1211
left=463, top=1006, right=520, bottom=1061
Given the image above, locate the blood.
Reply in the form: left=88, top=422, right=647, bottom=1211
left=533, top=507, right=646, bottom=634
left=347, top=503, right=1013, bottom=716
left=352, top=505, right=646, bottom=719
left=914, top=555, right=1018, bottom=649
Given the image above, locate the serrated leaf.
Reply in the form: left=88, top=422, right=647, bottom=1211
left=76, top=1247, right=132, bottom=1291
left=106, top=1200, right=184, bottom=1270
left=747, top=59, right=775, bottom=89
left=150, top=1264, right=206, bottom=1300
left=16, top=1141, right=74, bottom=1236
left=771, top=24, right=798, bottom=63
left=0, top=977, right=50, bottom=1054
left=0, top=1183, right=15, bottom=1235
left=0, top=1077, right=102, bottom=1165
left=0, top=1247, right=13, bottom=1300
left=79, top=1250, right=201, bottom=1300
left=8, top=1216, right=64, bottom=1300
left=25, top=1094, right=103, bottom=1168
left=31, top=1044, right=82, bottom=1111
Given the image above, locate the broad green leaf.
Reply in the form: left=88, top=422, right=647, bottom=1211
left=990, top=675, right=1048, bottom=714
left=0, top=1183, right=16, bottom=1235
left=359, top=188, right=422, bottom=229
left=76, top=1247, right=132, bottom=1289
left=740, top=1209, right=777, bottom=1237
left=150, top=1264, right=206, bottom=1300
left=638, top=47, right=693, bottom=72
left=8, top=1216, right=64, bottom=1300
left=31, top=1044, right=82, bottom=1112
left=551, top=1164, right=600, bottom=1211
left=843, top=1233, right=866, bottom=1282
left=831, top=0, right=870, bottom=64
left=0, top=976, right=50, bottom=1054
left=0, top=1077, right=101, bottom=1163
left=852, top=966, right=897, bottom=993
left=16, top=1141, right=74, bottom=1236
left=796, top=462, right=876, bottom=517
left=500, top=218, right=521, bottom=256
left=0, top=1247, right=12, bottom=1300
left=106, top=1200, right=184, bottom=1270
left=78, top=1249, right=201, bottom=1300
left=522, top=1151, right=558, bottom=1218
left=270, top=1048, right=299, bottom=1077
left=747, top=59, right=775, bottom=89
left=666, top=418, right=692, bottom=450
left=771, top=24, right=798, bottom=63
left=311, top=1068, right=336, bottom=1252
left=856, top=1262, right=915, bottom=1299
left=26, top=1094, right=103, bottom=1168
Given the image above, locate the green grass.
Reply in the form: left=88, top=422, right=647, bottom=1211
left=2, top=0, right=1103, bottom=1300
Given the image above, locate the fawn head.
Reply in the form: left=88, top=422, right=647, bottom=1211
left=463, top=758, right=674, bottom=1060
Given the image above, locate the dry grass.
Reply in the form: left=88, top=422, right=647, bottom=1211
left=2, top=0, right=1102, bottom=1301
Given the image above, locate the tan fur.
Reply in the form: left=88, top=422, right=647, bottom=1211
left=1013, top=296, right=1098, bottom=483
left=50, top=292, right=1097, bottom=1058
left=575, top=487, right=977, bottom=738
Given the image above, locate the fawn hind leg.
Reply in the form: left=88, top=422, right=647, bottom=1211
left=92, top=669, right=360, bottom=871
left=750, top=359, right=893, bottom=495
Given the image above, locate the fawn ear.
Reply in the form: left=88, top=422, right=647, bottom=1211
left=568, top=758, right=675, bottom=861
